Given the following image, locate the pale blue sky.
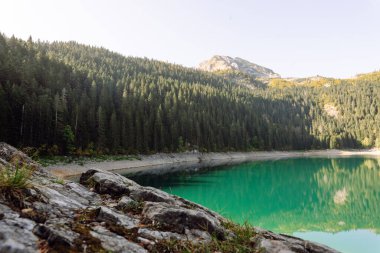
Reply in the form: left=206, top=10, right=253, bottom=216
left=1, top=0, right=380, bottom=78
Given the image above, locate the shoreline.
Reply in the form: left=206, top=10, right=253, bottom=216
left=44, top=149, right=380, bottom=180
left=0, top=142, right=340, bottom=253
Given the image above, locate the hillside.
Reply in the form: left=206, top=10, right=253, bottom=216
left=0, top=34, right=379, bottom=156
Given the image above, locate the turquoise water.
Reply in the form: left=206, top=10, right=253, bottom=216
left=129, top=157, right=380, bottom=253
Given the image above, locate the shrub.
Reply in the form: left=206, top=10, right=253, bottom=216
left=0, top=164, right=35, bottom=189
left=62, top=125, right=75, bottom=155
left=21, top=147, right=39, bottom=159
left=47, top=145, right=60, bottom=156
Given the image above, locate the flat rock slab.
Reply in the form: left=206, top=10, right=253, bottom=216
left=256, top=227, right=341, bottom=253
left=33, top=221, right=79, bottom=249
left=129, top=186, right=180, bottom=205
left=142, top=201, right=225, bottom=239
left=96, top=206, right=139, bottom=229
left=0, top=204, right=39, bottom=253
left=80, top=169, right=138, bottom=195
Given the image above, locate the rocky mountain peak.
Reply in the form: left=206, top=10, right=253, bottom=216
left=198, top=55, right=280, bottom=79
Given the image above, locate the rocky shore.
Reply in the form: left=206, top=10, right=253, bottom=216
left=0, top=143, right=340, bottom=253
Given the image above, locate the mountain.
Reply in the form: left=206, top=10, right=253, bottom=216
left=0, top=33, right=379, bottom=155
left=198, top=55, right=280, bottom=79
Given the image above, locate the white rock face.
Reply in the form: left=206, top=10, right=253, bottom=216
left=198, top=55, right=280, bottom=79
left=324, top=103, right=339, bottom=118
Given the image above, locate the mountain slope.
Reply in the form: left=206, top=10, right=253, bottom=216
left=198, top=55, right=280, bottom=79
left=0, top=35, right=315, bottom=153
left=0, top=34, right=379, bottom=154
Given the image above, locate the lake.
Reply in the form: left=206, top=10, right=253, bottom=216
left=129, top=157, right=380, bottom=253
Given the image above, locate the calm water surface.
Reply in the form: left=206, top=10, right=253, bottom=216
left=129, top=157, right=380, bottom=253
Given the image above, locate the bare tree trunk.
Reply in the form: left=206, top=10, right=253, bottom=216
left=75, top=106, right=78, bottom=136
left=20, top=104, right=25, bottom=143
left=55, top=104, right=58, bottom=142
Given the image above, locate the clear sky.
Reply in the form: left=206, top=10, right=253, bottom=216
left=1, top=0, right=380, bottom=78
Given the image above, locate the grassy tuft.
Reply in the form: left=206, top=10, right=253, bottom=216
left=152, top=221, right=261, bottom=253
left=0, top=164, right=35, bottom=189
left=52, top=178, right=65, bottom=185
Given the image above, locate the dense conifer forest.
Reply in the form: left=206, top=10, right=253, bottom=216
left=0, top=34, right=379, bottom=155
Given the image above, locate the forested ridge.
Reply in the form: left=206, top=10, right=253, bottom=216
left=0, top=34, right=379, bottom=155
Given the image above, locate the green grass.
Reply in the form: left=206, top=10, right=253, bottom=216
left=152, top=221, right=261, bottom=253
left=52, top=178, right=65, bottom=185
left=37, top=154, right=141, bottom=167
left=0, top=164, right=35, bottom=189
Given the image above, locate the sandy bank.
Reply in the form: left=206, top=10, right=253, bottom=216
left=44, top=149, right=380, bottom=179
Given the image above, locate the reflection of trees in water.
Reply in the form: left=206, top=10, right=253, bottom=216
left=309, top=158, right=380, bottom=233
left=255, top=158, right=380, bottom=234
left=132, top=158, right=380, bottom=234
